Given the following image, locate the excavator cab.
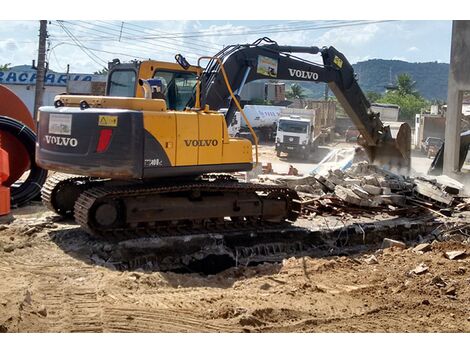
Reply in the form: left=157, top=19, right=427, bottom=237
left=106, top=59, right=202, bottom=110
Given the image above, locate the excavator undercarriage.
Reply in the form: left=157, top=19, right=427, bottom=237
left=43, top=174, right=301, bottom=242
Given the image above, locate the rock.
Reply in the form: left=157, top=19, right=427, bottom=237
left=431, top=276, right=447, bottom=288
left=445, top=286, right=457, bottom=296
left=351, top=185, right=370, bottom=199
left=362, top=184, right=382, bottom=195
left=410, top=263, right=429, bottom=275
left=343, top=178, right=361, bottom=186
left=456, top=267, right=466, bottom=275
left=3, top=245, right=14, bottom=253
left=363, top=175, right=380, bottom=187
left=0, top=225, right=8, bottom=231
left=103, top=244, right=114, bottom=252
left=335, top=185, right=377, bottom=207
left=421, top=299, right=430, bottom=305
left=382, top=187, right=392, bottom=195
left=23, top=290, right=32, bottom=306
left=444, top=250, right=466, bottom=260
left=259, top=283, right=271, bottom=290
left=382, top=238, right=406, bottom=250
left=364, top=255, right=378, bottom=265
left=413, top=243, right=432, bottom=253
left=37, top=306, right=47, bottom=317
left=239, top=316, right=265, bottom=327
left=379, top=194, right=406, bottom=207
left=90, top=254, right=106, bottom=265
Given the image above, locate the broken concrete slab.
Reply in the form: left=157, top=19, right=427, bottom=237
left=335, top=186, right=377, bottom=208
left=414, top=179, right=454, bottom=207
left=351, top=185, right=371, bottom=199
left=413, top=243, right=432, bottom=253
left=382, top=238, right=406, bottom=249
left=364, top=255, right=378, bottom=265
left=410, top=263, right=429, bottom=275
left=362, top=184, right=382, bottom=196
left=378, top=195, right=407, bottom=207
left=444, top=250, right=466, bottom=260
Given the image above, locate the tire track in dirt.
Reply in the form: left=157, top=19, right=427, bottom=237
left=102, top=307, right=241, bottom=332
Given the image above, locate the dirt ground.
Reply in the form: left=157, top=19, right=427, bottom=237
left=1, top=143, right=469, bottom=333
left=1, top=202, right=469, bottom=333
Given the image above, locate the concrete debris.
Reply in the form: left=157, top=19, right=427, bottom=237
left=444, top=250, right=466, bottom=260
left=413, top=243, right=432, bottom=253
left=414, top=179, right=454, bottom=207
left=364, top=255, right=379, bottom=265
left=37, top=306, right=47, bottom=317
left=256, top=160, right=467, bottom=218
left=431, top=276, right=447, bottom=288
left=362, top=184, right=382, bottom=195
left=382, top=238, right=406, bottom=250
left=445, top=286, right=457, bottom=296
left=410, top=263, right=429, bottom=275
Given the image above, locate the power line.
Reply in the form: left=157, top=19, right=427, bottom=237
left=95, top=20, right=222, bottom=52
left=120, top=20, right=393, bottom=39
left=57, top=21, right=107, bottom=68
left=52, top=21, right=209, bottom=58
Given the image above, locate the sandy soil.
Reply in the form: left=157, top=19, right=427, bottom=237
left=1, top=202, right=469, bottom=333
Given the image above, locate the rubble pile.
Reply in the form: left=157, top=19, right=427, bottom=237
left=255, top=161, right=469, bottom=218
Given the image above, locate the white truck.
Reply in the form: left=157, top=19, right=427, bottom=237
left=275, top=115, right=321, bottom=159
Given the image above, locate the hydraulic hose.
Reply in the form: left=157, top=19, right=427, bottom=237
left=0, top=115, right=47, bottom=206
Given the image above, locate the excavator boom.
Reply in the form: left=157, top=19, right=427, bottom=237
left=195, top=38, right=411, bottom=171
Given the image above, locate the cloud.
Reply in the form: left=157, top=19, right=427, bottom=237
left=316, top=23, right=380, bottom=47
left=392, top=56, right=408, bottom=61
left=407, top=46, right=419, bottom=52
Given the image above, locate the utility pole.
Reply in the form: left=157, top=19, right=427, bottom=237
left=33, top=20, right=47, bottom=121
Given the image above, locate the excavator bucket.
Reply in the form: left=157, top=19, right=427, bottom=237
left=361, top=123, right=412, bottom=174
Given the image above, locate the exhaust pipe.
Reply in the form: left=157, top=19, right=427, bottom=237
left=138, top=79, right=152, bottom=99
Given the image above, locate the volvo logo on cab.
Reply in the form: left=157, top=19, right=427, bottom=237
left=288, top=68, right=319, bottom=81
left=45, top=135, right=78, bottom=147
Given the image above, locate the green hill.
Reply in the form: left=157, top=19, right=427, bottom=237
left=295, top=59, right=449, bottom=101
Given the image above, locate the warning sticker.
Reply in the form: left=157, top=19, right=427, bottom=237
left=98, top=115, right=118, bottom=127
left=333, top=56, right=343, bottom=68
left=49, top=114, right=72, bottom=135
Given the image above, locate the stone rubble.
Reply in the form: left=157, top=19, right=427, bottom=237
left=254, top=161, right=469, bottom=217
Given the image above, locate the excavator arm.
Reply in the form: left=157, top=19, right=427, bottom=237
left=194, top=38, right=411, bottom=171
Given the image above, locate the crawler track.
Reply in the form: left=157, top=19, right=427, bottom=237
left=42, top=174, right=104, bottom=217
left=73, top=177, right=301, bottom=241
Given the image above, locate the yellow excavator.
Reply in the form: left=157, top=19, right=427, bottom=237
left=37, top=38, right=411, bottom=246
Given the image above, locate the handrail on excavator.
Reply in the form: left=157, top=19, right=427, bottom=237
left=197, top=56, right=259, bottom=166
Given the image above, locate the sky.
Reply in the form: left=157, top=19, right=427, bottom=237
left=0, top=20, right=453, bottom=74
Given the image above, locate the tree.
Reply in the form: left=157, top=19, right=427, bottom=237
left=366, top=91, right=382, bottom=103
left=396, top=73, right=420, bottom=98
left=286, top=83, right=307, bottom=99
left=0, top=63, right=11, bottom=71
left=378, top=91, right=428, bottom=122
left=94, top=67, right=108, bottom=75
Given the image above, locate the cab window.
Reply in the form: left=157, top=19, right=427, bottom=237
left=108, top=69, right=136, bottom=97
left=153, top=70, right=198, bottom=110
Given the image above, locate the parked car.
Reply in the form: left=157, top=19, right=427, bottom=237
left=345, top=127, right=360, bottom=142
left=421, top=137, right=444, bottom=155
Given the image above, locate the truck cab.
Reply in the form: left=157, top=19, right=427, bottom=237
left=275, top=115, right=316, bottom=159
